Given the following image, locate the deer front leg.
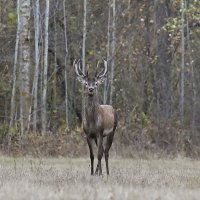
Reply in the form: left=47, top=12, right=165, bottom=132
left=95, top=135, right=104, bottom=175
left=105, top=132, right=114, bottom=175
left=87, top=137, right=94, bottom=175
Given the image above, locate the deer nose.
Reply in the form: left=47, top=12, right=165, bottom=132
left=89, top=87, right=94, bottom=92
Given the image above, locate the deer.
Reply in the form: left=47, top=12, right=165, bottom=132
left=73, top=59, right=117, bottom=176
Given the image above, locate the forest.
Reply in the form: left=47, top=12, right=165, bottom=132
left=0, top=0, right=200, bottom=157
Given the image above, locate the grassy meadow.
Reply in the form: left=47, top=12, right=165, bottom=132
left=0, top=156, right=200, bottom=200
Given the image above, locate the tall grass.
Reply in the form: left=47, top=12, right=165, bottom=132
left=0, top=157, right=200, bottom=199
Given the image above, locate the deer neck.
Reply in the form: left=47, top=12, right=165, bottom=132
left=84, top=94, right=99, bottom=122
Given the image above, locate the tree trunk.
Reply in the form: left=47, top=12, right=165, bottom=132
left=82, top=0, right=87, bottom=117
left=110, top=0, right=116, bottom=105
left=153, top=0, right=171, bottom=120
left=8, top=0, right=20, bottom=145
left=103, top=0, right=111, bottom=105
left=180, top=0, right=185, bottom=126
left=53, top=10, right=57, bottom=111
left=41, top=0, right=49, bottom=134
left=186, top=9, right=196, bottom=138
left=82, top=0, right=87, bottom=73
left=33, top=0, right=40, bottom=132
left=19, top=0, right=31, bottom=136
left=63, top=0, right=69, bottom=127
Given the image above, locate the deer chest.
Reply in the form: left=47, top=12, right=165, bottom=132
left=83, top=115, right=103, bottom=135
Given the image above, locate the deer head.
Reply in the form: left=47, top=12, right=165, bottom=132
left=73, top=59, right=108, bottom=97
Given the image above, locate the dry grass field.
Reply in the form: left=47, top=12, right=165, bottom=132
left=0, top=156, right=200, bottom=200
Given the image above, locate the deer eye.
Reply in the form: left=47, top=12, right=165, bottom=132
left=95, top=82, right=98, bottom=87
left=85, top=82, right=88, bottom=87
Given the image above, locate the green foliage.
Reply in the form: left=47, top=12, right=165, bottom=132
left=185, top=1, right=200, bottom=21
left=7, top=12, right=16, bottom=25
left=69, top=16, right=77, bottom=32
left=163, top=0, right=200, bottom=41
left=140, top=112, right=151, bottom=127
left=88, top=49, right=94, bottom=56
left=164, top=18, right=180, bottom=34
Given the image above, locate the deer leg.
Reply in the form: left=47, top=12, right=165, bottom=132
left=105, top=132, right=114, bottom=175
left=94, top=136, right=99, bottom=174
left=87, top=137, right=94, bottom=175
left=96, top=135, right=104, bottom=175
left=94, top=137, right=98, bottom=146
left=95, top=163, right=99, bottom=174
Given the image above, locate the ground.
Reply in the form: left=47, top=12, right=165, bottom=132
left=0, top=156, right=200, bottom=200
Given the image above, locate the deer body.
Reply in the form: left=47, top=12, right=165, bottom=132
left=84, top=100, right=116, bottom=137
left=74, top=59, right=117, bottom=175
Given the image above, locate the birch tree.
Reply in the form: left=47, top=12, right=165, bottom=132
left=41, top=0, right=49, bottom=133
left=19, top=0, right=31, bottom=135
left=82, top=0, right=87, bottom=116
left=180, top=0, right=185, bottom=125
left=33, top=0, right=40, bottom=132
left=8, top=0, right=20, bottom=144
left=63, top=0, right=69, bottom=127
left=110, top=0, right=116, bottom=105
left=82, top=0, right=87, bottom=74
left=103, top=0, right=111, bottom=105
left=53, top=10, right=57, bottom=110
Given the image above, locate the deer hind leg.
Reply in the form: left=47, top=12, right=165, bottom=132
left=87, top=137, right=94, bottom=175
left=105, top=132, right=114, bottom=175
left=95, top=135, right=104, bottom=175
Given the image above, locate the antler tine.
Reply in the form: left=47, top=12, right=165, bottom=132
left=74, top=59, right=86, bottom=77
left=74, top=59, right=81, bottom=77
left=96, top=61, right=100, bottom=69
left=95, top=61, right=100, bottom=77
left=78, top=60, right=83, bottom=75
left=97, top=59, right=108, bottom=78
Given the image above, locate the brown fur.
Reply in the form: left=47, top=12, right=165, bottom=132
left=99, top=105, right=116, bottom=135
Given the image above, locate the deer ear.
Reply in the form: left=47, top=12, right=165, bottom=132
left=78, top=70, right=88, bottom=84
left=97, top=76, right=107, bottom=85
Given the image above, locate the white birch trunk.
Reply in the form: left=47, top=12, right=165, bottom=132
left=180, top=0, right=185, bottom=125
left=110, top=0, right=116, bottom=105
left=103, top=0, right=111, bottom=105
left=82, top=0, right=87, bottom=74
left=63, top=0, right=69, bottom=127
left=41, top=0, right=49, bottom=134
left=8, top=0, right=20, bottom=144
left=82, top=0, right=87, bottom=117
left=19, top=0, right=31, bottom=135
left=33, top=0, right=40, bottom=132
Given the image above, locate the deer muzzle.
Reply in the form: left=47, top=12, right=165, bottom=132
left=88, top=87, right=94, bottom=96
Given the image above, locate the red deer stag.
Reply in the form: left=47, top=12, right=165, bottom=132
left=74, top=59, right=117, bottom=175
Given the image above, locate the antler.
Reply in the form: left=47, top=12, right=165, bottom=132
left=95, top=59, right=108, bottom=78
left=73, top=59, right=87, bottom=77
